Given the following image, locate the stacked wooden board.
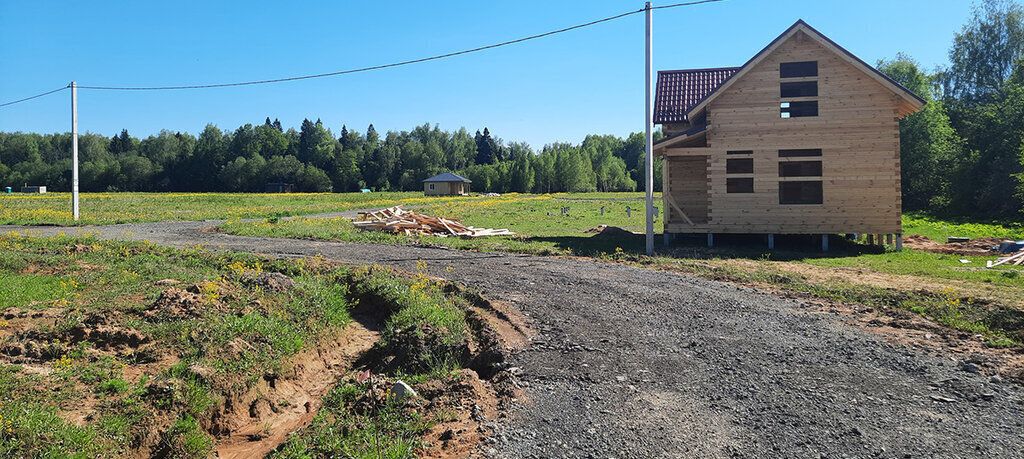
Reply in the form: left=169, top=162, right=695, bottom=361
left=353, top=206, right=514, bottom=238
left=986, top=250, right=1024, bottom=268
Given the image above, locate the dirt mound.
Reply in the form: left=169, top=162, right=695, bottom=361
left=584, top=225, right=636, bottom=236
left=2, top=312, right=150, bottom=361
left=144, top=286, right=217, bottom=321
left=382, top=323, right=471, bottom=374
left=1, top=307, right=61, bottom=320
left=903, top=234, right=1005, bottom=256
left=405, top=369, right=503, bottom=459
left=65, top=321, right=151, bottom=350
left=238, top=271, right=295, bottom=292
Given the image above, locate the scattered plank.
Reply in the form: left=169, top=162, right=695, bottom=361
left=354, top=206, right=515, bottom=238
left=986, top=250, right=1024, bottom=268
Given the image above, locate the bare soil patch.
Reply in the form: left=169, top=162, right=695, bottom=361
left=583, top=225, right=636, bottom=236
left=215, top=319, right=380, bottom=458
left=803, top=298, right=1024, bottom=385
left=903, top=234, right=1007, bottom=256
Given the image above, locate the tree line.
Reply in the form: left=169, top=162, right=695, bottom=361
left=878, top=0, right=1024, bottom=219
left=0, top=119, right=660, bottom=196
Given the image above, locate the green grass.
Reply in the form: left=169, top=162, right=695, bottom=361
left=903, top=211, right=1024, bottom=241
left=0, top=233, right=478, bottom=457
left=0, top=273, right=66, bottom=309
left=801, top=246, right=1022, bottom=287
left=273, top=264, right=485, bottom=457
left=0, top=191, right=487, bottom=225
left=221, top=193, right=659, bottom=258
left=347, top=264, right=470, bottom=373
left=273, top=381, right=429, bottom=459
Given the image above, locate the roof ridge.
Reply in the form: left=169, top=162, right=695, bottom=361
left=423, top=171, right=472, bottom=183
left=658, top=66, right=742, bottom=74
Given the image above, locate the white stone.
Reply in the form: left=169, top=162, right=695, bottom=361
left=389, top=380, right=418, bottom=400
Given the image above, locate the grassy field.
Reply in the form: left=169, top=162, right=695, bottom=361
left=221, top=193, right=660, bottom=257
left=903, top=212, right=1024, bottom=241
left=0, top=233, right=482, bottom=457
left=0, top=191, right=485, bottom=225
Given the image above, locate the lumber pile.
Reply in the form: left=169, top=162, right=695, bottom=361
left=987, top=250, right=1024, bottom=268
left=353, top=206, right=514, bottom=238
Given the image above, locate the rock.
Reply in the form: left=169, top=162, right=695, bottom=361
left=930, top=395, right=957, bottom=403
left=389, top=380, right=418, bottom=400
left=961, top=363, right=981, bottom=374
left=154, top=279, right=181, bottom=286
left=439, top=428, right=455, bottom=441
left=990, top=375, right=1003, bottom=384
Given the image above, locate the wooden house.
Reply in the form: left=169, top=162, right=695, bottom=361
left=423, top=172, right=471, bottom=196
left=653, top=20, right=924, bottom=250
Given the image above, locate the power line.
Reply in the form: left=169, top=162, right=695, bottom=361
left=652, top=0, right=724, bottom=10
left=0, top=85, right=69, bottom=107
left=76, top=0, right=724, bottom=91
left=1, top=0, right=725, bottom=104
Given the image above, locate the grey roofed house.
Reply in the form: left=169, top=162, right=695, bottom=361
left=422, top=172, right=471, bottom=196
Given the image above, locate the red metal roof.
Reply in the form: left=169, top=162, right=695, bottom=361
left=654, top=67, right=740, bottom=124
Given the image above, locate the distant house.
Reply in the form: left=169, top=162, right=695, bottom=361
left=423, top=172, right=471, bottom=196
left=265, top=182, right=295, bottom=193
left=653, top=20, right=925, bottom=249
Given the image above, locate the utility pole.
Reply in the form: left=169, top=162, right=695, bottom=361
left=644, top=2, right=654, bottom=255
left=71, top=81, right=79, bottom=221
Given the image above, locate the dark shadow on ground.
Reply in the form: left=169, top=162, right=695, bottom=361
left=527, top=233, right=888, bottom=261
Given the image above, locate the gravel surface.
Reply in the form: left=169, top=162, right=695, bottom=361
left=7, top=221, right=1024, bottom=458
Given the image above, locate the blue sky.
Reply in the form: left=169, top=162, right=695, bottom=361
left=0, top=0, right=973, bottom=149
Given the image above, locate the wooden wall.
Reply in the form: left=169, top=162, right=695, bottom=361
left=424, top=182, right=467, bottom=196
left=665, top=156, right=710, bottom=224
left=664, top=30, right=902, bottom=235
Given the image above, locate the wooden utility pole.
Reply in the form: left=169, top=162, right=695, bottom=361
left=644, top=2, right=654, bottom=255
left=71, top=81, right=79, bottom=220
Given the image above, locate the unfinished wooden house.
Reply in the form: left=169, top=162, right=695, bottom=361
left=653, top=20, right=924, bottom=249
left=423, top=172, right=471, bottom=196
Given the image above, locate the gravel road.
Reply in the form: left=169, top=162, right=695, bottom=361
left=7, top=221, right=1024, bottom=458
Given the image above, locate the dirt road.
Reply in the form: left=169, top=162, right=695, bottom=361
left=7, top=221, right=1024, bottom=458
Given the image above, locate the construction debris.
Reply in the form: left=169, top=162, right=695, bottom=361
left=353, top=206, right=514, bottom=238
left=902, top=235, right=1003, bottom=256
left=986, top=250, right=1024, bottom=268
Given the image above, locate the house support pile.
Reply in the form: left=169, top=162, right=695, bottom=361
left=353, top=206, right=514, bottom=238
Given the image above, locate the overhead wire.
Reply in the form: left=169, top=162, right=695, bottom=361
left=1, top=0, right=724, bottom=105
left=0, top=85, right=70, bottom=108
